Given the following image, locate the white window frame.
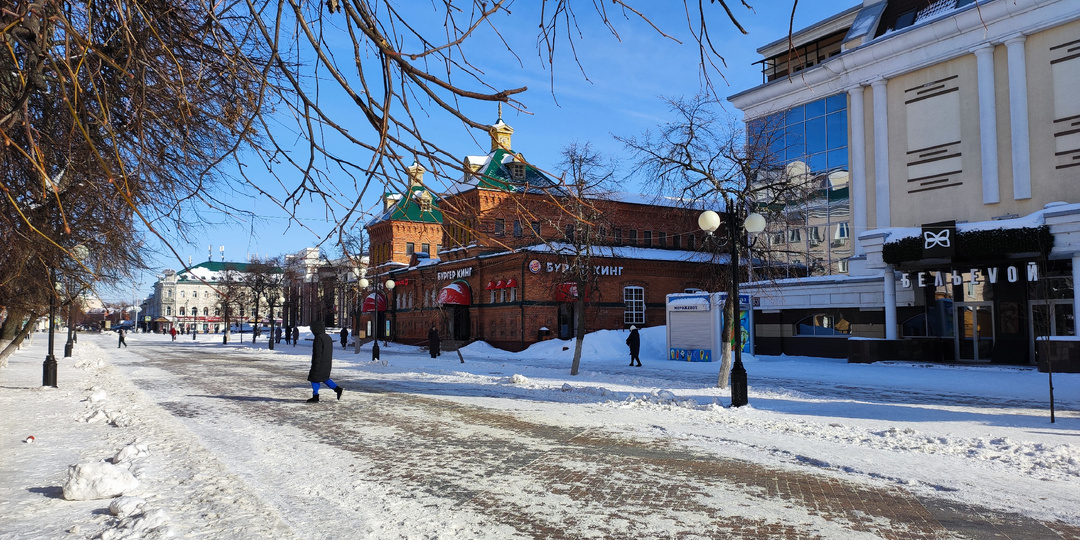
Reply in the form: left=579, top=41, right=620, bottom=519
left=623, top=286, right=645, bottom=325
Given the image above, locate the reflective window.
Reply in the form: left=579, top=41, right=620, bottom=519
left=757, top=92, right=851, bottom=277
left=795, top=313, right=850, bottom=336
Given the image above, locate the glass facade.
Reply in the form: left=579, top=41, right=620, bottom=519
left=758, top=93, right=852, bottom=277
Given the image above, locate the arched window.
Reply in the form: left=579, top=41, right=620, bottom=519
left=180, top=290, right=186, bottom=298
left=203, top=307, right=209, bottom=316
left=179, top=307, right=186, bottom=316
left=166, top=307, right=172, bottom=316
left=215, top=308, right=220, bottom=316
left=167, top=290, right=173, bottom=298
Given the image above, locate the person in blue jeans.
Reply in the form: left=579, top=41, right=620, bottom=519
left=306, top=321, right=343, bottom=403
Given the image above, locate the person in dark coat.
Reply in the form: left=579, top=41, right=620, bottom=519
left=306, top=321, right=343, bottom=403
left=276, top=326, right=283, bottom=344
left=284, top=325, right=291, bottom=345
left=625, top=325, right=641, bottom=367
left=427, top=325, right=441, bottom=359
left=292, top=326, right=299, bottom=347
left=340, top=327, right=349, bottom=350
left=118, top=328, right=127, bottom=348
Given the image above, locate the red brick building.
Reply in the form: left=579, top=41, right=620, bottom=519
left=362, top=117, right=731, bottom=351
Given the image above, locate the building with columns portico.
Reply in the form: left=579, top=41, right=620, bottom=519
left=728, top=0, right=1080, bottom=367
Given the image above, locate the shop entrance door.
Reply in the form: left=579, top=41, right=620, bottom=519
left=954, top=302, right=994, bottom=362
left=558, top=303, right=576, bottom=339
left=449, top=305, right=470, bottom=341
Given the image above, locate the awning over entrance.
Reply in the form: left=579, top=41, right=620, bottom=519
left=555, top=282, right=580, bottom=302
left=361, top=292, right=388, bottom=312
left=438, top=280, right=472, bottom=306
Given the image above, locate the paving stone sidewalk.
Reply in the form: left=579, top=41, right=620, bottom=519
left=136, top=344, right=1080, bottom=539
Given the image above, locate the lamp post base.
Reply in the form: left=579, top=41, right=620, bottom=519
left=63, top=341, right=74, bottom=358
left=730, top=362, right=748, bottom=407
left=43, top=355, right=57, bottom=387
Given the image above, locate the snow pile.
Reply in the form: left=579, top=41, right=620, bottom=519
left=113, top=441, right=150, bottom=464
left=62, top=462, right=139, bottom=500
left=109, top=496, right=147, bottom=518
left=99, top=508, right=173, bottom=540
left=74, top=356, right=105, bottom=369
left=622, top=389, right=702, bottom=409
left=88, top=387, right=108, bottom=403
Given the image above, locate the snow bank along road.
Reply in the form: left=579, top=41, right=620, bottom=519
left=3, top=334, right=1079, bottom=539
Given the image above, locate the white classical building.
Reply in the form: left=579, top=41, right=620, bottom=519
left=146, top=261, right=284, bottom=334
left=729, top=0, right=1080, bottom=367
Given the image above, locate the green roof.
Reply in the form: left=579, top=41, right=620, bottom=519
left=371, top=185, right=442, bottom=226
left=180, top=261, right=250, bottom=274
left=474, top=149, right=565, bottom=195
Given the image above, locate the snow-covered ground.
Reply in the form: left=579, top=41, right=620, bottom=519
left=1, top=327, right=1078, bottom=538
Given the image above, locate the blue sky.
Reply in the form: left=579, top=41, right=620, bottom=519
left=117, top=1, right=855, bottom=303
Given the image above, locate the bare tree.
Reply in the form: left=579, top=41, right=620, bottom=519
left=620, top=95, right=797, bottom=388
left=244, top=256, right=286, bottom=348
left=216, top=264, right=247, bottom=344
left=1, top=0, right=796, bottom=360
left=550, top=143, right=618, bottom=375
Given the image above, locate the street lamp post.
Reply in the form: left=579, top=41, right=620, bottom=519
left=359, top=277, right=395, bottom=361
left=699, top=198, right=766, bottom=408
left=62, top=245, right=88, bottom=358
left=43, top=267, right=59, bottom=387
left=63, top=279, right=75, bottom=358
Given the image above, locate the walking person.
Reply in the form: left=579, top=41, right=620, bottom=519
left=626, top=325, right=641, bottom=367
left=305, top=321, right=343, bottom=403
left=340, top=327, right=348, bottom=350
left=284, top=325, right=291, bottom=345
left=170, top=327, right=177, bottom=341
left=292, top=326, right=299, bottom=347
left=276, top=326, right=283, bottom=344
left=118, top=328, right=127, bottom=348
left=427, top=325, right=441, bottom=359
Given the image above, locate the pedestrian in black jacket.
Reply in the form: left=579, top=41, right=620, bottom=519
left=625, top=325, right=641, bottom=367
left=292, top=326, right=299, bottom=347
left=118, top=329, right=127, bottom=348
left=340, top=327, right=349, bottom=350
left=427, top=325, right=441, bottom=359
left=306, top=321, right=342, bottom=403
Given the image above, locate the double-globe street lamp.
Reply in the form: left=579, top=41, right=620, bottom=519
left=698, top=199, right=766, bottom=407
left=358, top=277, right=395, bottom=361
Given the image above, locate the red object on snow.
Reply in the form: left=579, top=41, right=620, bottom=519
left=24, top=436, right=34, bottom=443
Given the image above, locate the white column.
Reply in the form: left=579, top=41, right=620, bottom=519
left=871, top=78, right=891, bottom=228
left=883, top=266, right=898, bottom=340
left=972, top=44, right=1000, bottom=205
left=1005, top=35, right=1032, bottom=200
left=848, top=86, right=868, bottom=255
left=1073, top=255, right=1080, bottom=335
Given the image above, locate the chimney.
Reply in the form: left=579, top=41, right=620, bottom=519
left=489, top=104, right=513, bottom=152
left=406, top=161, right=425, bottom=189
left=383, top=193, right=402, bottom=211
